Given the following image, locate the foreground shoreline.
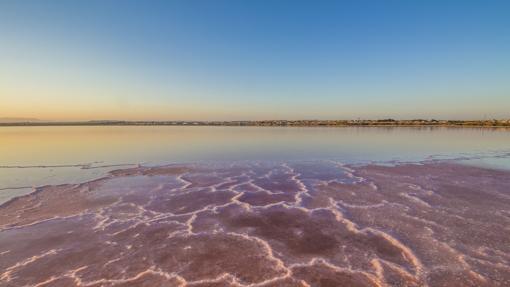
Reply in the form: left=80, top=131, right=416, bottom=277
left=1, top=160, right=509, bottom=286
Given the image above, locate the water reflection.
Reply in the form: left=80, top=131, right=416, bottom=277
left=2, top=126, right=510, bottom=165
left=1, top=126, right=510, bottom=203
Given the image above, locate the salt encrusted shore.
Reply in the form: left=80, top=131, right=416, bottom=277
left=1, top=161, right=509, bottom=286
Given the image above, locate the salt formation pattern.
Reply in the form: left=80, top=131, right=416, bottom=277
left=1, top=161, right=509, bottom=287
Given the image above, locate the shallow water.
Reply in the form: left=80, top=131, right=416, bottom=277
left=1, top=161, right=509, bottom=286
left=2, top=126, right=510, bottom=165
left=2, top=126, right=510, bottom=203
left=1, top=126, right=510, bottom=286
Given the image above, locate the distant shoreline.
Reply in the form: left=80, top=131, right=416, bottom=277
left=1, top=119, right=510, bottom=128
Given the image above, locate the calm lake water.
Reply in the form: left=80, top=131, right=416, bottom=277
left=2, top=126, right=510, bottom=286
left=1, top=126, right=510, bottom=203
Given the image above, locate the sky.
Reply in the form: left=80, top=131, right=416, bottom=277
left=0, top=0, right=509, bottom=121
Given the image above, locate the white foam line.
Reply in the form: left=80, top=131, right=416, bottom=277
left=281, top=163, right=310, bottom=207
left=336, top=199, right=388, bottom=209
left=399, top=192, right=432, bottom=208
left=226, top=232, right=294, bottom=286
left=69, top=266, right=184, bottom=286
left=33, top=276, right=60, bottom=287
left=325, top=198, right=425, bottom=282
left=1, top=211, right=89, bottom=232
left=1, top=249, right=61, bottom=282
left=289, top=258, right=385, bottom=287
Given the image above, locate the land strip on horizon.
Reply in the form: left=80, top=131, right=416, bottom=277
left=1, top=119, right=510, bottom=127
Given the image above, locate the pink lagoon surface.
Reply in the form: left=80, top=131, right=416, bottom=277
left=1, top=126, right=510, bottom=287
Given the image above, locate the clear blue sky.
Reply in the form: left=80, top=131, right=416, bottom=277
left=1, top=0, right=509, bottom=120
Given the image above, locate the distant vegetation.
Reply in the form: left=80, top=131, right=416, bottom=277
left=1, top=119, right=510, bottom=127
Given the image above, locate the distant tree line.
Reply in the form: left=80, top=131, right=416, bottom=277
left=1, top=119, right=510, bottom=127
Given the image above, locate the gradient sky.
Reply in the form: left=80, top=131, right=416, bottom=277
left=1, top=0, right=509, bottom=121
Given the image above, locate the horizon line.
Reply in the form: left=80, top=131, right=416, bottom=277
left=1, top=119, right=510, bottom=128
